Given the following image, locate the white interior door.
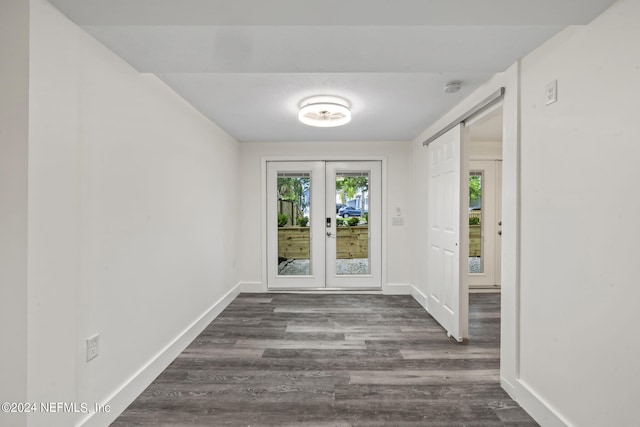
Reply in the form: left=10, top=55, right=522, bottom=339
left=325, top=161, right=381, bottom=289
left=267, top=160, right=381, bottom=290
left=427, top=125, right=469, bottom=341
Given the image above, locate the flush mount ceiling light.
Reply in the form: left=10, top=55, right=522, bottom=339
left=298, top=96, right=351, bottom=128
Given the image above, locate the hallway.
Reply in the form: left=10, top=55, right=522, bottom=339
left=113, top=294, right=537, bottom=426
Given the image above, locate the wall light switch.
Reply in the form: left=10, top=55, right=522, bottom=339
left=546, top=80, right=558, bottom=105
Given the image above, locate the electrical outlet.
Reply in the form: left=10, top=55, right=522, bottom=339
left=86, top=334, right=99, bottom=362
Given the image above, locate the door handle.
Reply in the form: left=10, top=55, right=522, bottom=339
left=326, top=231, right=335, bottom=238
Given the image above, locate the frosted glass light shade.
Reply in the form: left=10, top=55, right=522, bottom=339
left=298, top=96, right=351, bottom=127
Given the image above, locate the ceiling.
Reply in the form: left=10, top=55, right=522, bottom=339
left=47, top=0, right=616, bottom=142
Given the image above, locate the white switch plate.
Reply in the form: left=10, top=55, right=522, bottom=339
left=87, top=334, right=99, bottom=361
left=546, top=80, right=558, bottom=105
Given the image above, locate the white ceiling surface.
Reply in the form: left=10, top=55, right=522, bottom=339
left=48, top=0, right=616, bottom=142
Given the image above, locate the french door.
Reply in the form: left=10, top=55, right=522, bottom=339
left=468, top=160, right=502, bottom=289
left=266, top=161, right=381, bottom=290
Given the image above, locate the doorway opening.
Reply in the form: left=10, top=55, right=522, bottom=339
left=467, top=106, right=503, bottom=291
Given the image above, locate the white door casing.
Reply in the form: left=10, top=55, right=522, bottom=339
left=495, top=160, right=502, bottom=287
left=426, top=124, right=469, bottom=341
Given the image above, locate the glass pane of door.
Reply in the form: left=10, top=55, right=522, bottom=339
left=276, top=172, right=311, bottom=276
left=469, top=171, right=483, bottom=274
left=335, top=172, right=370, bottom=275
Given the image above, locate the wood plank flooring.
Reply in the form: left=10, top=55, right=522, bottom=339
left=112, top=293, right=538, bottom=426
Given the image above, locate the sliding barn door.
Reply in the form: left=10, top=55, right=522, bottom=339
left=427, top=124, right=469, bottom=341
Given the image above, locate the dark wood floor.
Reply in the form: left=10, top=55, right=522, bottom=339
left=112, top=293, right=538, bottom=426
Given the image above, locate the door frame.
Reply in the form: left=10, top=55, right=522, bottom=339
left=260, top=155, right=388, bottom=292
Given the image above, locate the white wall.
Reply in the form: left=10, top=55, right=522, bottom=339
left=25, top=1, right=240, bottom=425
left=470, top=140, right=502, bottom=159
left=0, top=1, right=29, bottom=426
left=237, top=141, right=412, bottom=290
left=517, top=0, right=640, bottom=425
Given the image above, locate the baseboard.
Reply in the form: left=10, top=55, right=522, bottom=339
left=514, top=379, right=569, bottom=427
left=244, top=282, right=409, bottom=294
left=239, top=282, right=412, bottom=295
left=239, top=281, right=266, bottom=293
left=469, top=287, right=501, bottom=294
left=500, top=375, right=517, bottom=400
left=409, top=284, right=429, bottom=311
left=382, top=283, right=412, bottom=295
left=79, top=283, right=242, bottom=427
